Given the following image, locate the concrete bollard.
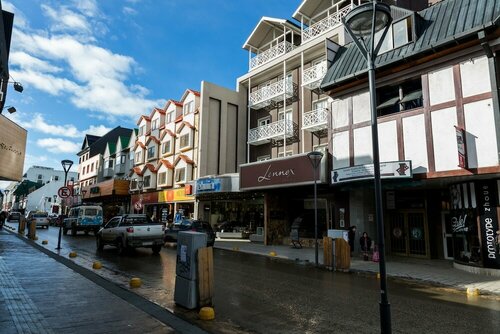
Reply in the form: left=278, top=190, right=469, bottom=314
left=129, top=277, right=142, bottom=288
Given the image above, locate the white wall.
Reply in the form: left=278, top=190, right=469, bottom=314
left=332, top=98, right=349, bottom=128
left=25, top=181, right=64, bottom=212
left=378, top=121, right=398, bottom=162
left=354, top=126, right=372, bottom=165
left=403, top=114, right=428, bottom=173
left=464, top=98, right=498, bottom=168
left=352, top=91, right=371, bottom=124
left=460, top=56, right=490, bottom=98
left=331, top=131, right=350, bottom=168
left=431, top=107, right=458, bottom=171
left=429, top=66, right=455, bottom=106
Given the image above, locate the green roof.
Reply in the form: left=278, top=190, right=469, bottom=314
left=107, top=142, right=116, bottom=155
left=321, top=0, right=500, bottom=91
left=119, top=135, right=131, bottom=149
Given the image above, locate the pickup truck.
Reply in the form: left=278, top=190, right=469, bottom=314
left=63, top=205, right=103, bottom=236
left=96, top=214, right=164, bottom=254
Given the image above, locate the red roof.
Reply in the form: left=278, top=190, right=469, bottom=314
left=176, top=121, right=195, bottom=133
left=146, top=136, right=160, bottom=145
left=143, top=163, right=157, bottom=174
left=175, top=154, right=195, bottom=166
left=134, top=142, right=146, bottom=150
left=136, top=115, right=151, bottom=126
left=164, top=99, right=183, bottom=109
left=157, top=159, right=174, bottom=170
left=149, top=107, right=165, bottom=119
left=160, top=129, right=177, bottom=140
left=132, top=167, right=143, bottom=176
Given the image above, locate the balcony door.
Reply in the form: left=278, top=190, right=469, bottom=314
left=313, top=98, right=328, bottom=111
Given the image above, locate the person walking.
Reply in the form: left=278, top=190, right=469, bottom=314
left=360, top=232, right=372, bottom=261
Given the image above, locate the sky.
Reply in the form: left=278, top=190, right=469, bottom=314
left=0, top=0, right=301, bottom=189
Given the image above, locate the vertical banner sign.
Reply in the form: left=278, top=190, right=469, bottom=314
left=454, top=126, right=467, bottom=169
left=477, top=181, right=500, bottom=269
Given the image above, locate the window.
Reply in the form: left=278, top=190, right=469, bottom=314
left=136, top=151, right=142, bottom=164
left=152, top=119, right=158, bottom=130
left=278, top=151, right=293, bottom=158
left=139, top=125, right=146, bottom=135
left=158, top=172, right=166, bottom=185
left=121, top=155, right=126, bottom=164
left=376, top=77, right=423, bottom=116
left=167, top=111, right=174, bottom=123
left=70, top=177, right=74, bottom=182
left=147, top=146, right=156, bottom=160
left=258, top=117, right=270, bottom=127
left=162, top=141, right=171, bottom=154
left=131, top=179, right=137, bottom=189
left=38, top=174, right=42, bottom=180
left=129, top=151, right=134, bottom=161
left=180, top=133, right=190, bottom=149
left=54, top=176, right=59, bottom=181
left=313, top=99, right=328, bottom=111
left=375, top=17, right=412, bottom=54
left=278, top=110, right=292, bottom=122
left=144, top=175, right=151, bottom=188
left=183, top=101, right=194, bottom=115
left=106, top=160, right=114, bottom=168
left=91, top=163, right=94, bottom=172
left=175, top=167, right=186, bottom=182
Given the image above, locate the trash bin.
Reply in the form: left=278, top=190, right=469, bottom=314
left=290, top=218, right=302, bottom=249
left=28, top=220, right=36, bottom=239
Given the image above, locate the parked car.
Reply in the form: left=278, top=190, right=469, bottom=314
left=48, top=213, right=59, bottom=226
left=7, top=211, right=22, bottom=223
left=96, top=214, right=164, bottom=254
left=63, top=205, right=103, bottom=236
left=164, top=219, right=215, bottom=246
left=26, top=211, right=49, bottom=229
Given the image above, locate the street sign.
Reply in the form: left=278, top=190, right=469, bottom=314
left=58, top=186, right=71, bottom=198
left=331, top=160, right=412, bottom=184
left=134, top=201, right=143, bottom=211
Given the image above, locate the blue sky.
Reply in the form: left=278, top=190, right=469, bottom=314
left=1, top=0, right=300, bottom=187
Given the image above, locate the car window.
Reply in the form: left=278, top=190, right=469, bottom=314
left=84, top=208, right=98, bottom=216
left=123, top=216, right=153, bottom=226
left=34, top=213, right=48, bottom=218
left=105, top=218, right=120, bottom=228
left=179, top=219, right=192, bottom=227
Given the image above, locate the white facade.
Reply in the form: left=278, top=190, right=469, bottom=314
left=24, top=166, right=77, bottom=185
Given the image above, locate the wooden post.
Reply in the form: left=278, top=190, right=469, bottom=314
left=323, top=236, right=333, bottom=269
left=197, top=246, right=214, bottom=307
left=334, top=238, right=351, bottom=271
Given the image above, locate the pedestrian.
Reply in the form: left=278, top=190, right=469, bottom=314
left=360, top=232, right=372, bottom=261
left=174, top=210, right=182, bottom=223
left=348, top=226, right=356, bottom=256
left=0, top=211, right=5, bottom=229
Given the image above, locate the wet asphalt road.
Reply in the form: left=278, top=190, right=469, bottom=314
left=8, top=223, right=500, bottom=334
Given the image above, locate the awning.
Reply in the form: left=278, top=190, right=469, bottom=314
left=377, top=96, right=400, bottom=110
left=401, top=90, right=423, bottom=103
left=13, top=180, right=42, bottom=196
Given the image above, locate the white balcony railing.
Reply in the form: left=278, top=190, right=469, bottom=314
left=249, top=41, right=295, bottom=70
left=248, top=119, right=297, bottom=145
left=302, top=61, right=327, bottom=90
left=249, top=79, right=295, bottom=109
left=302, top=108, right=328, bottom=132
left=302, top=4, right=353, bottom=43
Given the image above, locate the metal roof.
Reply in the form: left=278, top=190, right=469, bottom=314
left=243, top=16, right=301, bottom=51
left=292, top=0, right=345, bottom=21
left=321, top=0, right=500, bottom=91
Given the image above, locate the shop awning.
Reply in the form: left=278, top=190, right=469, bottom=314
left=401, top=90, right=423, bottom=103
left=376, top=96, right=400, bottom=110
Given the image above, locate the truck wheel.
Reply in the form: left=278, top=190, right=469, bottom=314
left=71, top=225, right=77, bottom=236
left=96, top=236, right=104, bottom=251
left=152, top=245, right=162, bottom=254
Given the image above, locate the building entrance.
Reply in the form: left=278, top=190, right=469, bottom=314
left=387, top=210, right=429, bottom=258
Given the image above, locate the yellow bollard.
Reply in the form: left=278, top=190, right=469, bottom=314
left=69, top=251, right=77, bottom=258
left=92, top=261, right=102, bottom=269
left=269, top=251, right=277, bottom=257
left=232, top=247, right=239, bottom=251
left=129, top=277, right=142, bottom=288
left=199, top=307, right=215, bottom=320
left=42, top=240, right=48, bottom=245
left=466, top=287, right=479, bottom=296
left=377, top=273, right=381, bottom=279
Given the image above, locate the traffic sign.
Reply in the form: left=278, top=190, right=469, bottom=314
left=58, top=187, right=71, bottom=198
left=134, top=201, right=143, bottom=211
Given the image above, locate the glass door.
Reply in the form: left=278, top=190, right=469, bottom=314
left=441, top=211, right=454, bottom=260
left=387, top=210, right=429, bottom=257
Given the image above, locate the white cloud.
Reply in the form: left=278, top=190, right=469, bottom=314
left=42, top=4, right=92, bottom=35
left=2, top=1, right=28, bottom=28
left=10, top=51, right=62, bottom=73
left=123, top=7, right=138, bottom=15
left=84, top=125, right=112, bottom=136
left=37, top=138, right=80, bottom=154
left=73, top=0, right=99, bottom=17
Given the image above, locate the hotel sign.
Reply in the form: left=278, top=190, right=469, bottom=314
left=0, top=115, right=27, bottom=181
left=331, top=161, right=412, bottom=184
left=240, top=154, right=325, bottom=190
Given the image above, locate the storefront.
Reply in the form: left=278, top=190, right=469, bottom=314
left=81, top=179, right=130, bottom=222
left=240, top=154, right=329, bottom=246
left=195, top=174, right=264, bottom=236
left=448, top=180, right=500, bottom=270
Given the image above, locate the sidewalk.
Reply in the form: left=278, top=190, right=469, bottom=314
left=213, top=239, right=500, bottom=296
left=0, top=229, right=205, bottom=334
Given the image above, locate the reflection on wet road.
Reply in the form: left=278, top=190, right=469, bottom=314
left=10, top=223, right=500, bottom=334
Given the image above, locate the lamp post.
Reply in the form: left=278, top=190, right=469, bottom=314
left=343, top=2, right=392, bottom=333
left=57, top=159, right=73, bottom=251
left=307, top=151, right=324, bottom=267
left=3, top=189, right=9, bottom=211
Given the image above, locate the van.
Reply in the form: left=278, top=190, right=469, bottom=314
left=63, top=205, right=103, bottom=236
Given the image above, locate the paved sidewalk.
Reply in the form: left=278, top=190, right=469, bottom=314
left=214, top=239, right=500, bottom=296
left=0, top=230, right=204, bottom=334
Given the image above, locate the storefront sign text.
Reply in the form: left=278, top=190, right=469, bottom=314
left=477, top=181, right=500, bottom=269
left=331, top=160, right=412, bottom=184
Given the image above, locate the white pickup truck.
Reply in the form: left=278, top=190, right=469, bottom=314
left=96, top=214, right=164, bottom=254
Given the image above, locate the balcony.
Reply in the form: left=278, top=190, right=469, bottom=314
left=302, top=107, right=328, bottom=133
left=302, top=61, right=327, bottom=90
left=114, top=164, right=126, bottom=175
left=249, top=79, right=296, bottom=109
left=249, top=41, right=295, bottom=70
left=248, top=119, right=298, bottom=145
left=103, top=168, right=114, bottom=178
left=302, top=4, right=353, bottom=43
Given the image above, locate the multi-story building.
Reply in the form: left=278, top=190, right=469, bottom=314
left=235, top=0, right=435, bottom=246
left=129, top=81, right=246, bottom=225
left=77, top=126, right=134, bottom=220
left=23, top=165, right=76, bottom=186
left=320, top=0, right=500, bottom=270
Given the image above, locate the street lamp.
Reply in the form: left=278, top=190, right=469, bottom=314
left=3, top=189, right=9, bottom=211
left=307, top=151, right=324, bottom=267
left=343, top=2, right=392, bottom=333
left=56, top=159, right=73, bottom=251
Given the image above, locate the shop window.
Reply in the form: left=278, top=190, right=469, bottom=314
left=147, top=146, right=156, bottom=160
left=179, top=133, right=190, bottom=149
left=158, top=172, right=166, bottom=185
left=144, top=175, right=151, bottom=188
left=175, top=167, right=186, bottom=183
left=376, top=78, right=422, bottom=116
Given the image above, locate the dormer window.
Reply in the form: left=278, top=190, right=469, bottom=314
left=167, top=110, right=175, bottom=123
left=147, top=146, right=156, bottom=160
left=183, top=101, right=194, bottom=115
left=375, top=16, right=412, bottom=54
left=152, top=119, right=158, bottom=130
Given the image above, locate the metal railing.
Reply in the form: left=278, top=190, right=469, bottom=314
left=248, top=119, right=297, bottom=144
left=249, top=79, right=294, bottom=108
left=249, top=41, right=295, bottom=70
left=103, top=168, right=114, bottom=178
left=302, top=5, right=353, bottom=43
left=302, top=61, right=327, bottom=89
left=302, top=107, right=328, bottom=131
